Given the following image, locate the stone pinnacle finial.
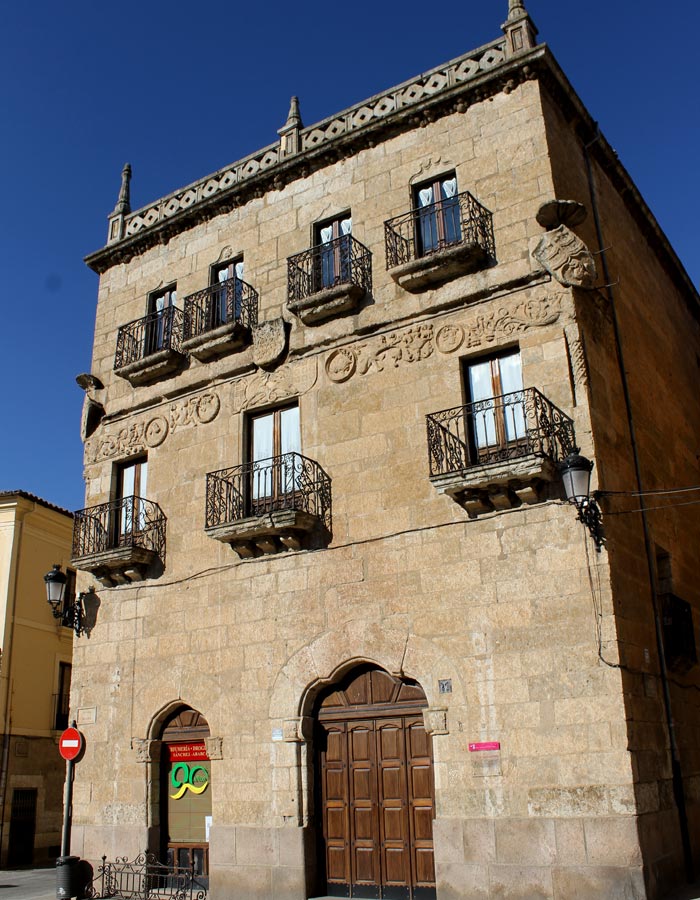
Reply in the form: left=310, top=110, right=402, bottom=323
left=503, top=0, right=537, bottom=56
left=112, top=163, right=132, bottom=216
left=284, top=96, right=302, bottom=129
left=279, top=97, right=303, bottom=158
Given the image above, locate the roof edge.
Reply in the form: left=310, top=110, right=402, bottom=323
left=0, top=491, right=74, bottom=518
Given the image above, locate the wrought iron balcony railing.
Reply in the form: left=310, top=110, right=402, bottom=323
left=206, top=452, right=331, bottom=532
left=72, top=496, right=166, bottom=561
left=427, top=388, right=575, bottom=477
left=182, top=276, right=258, bottom=340
left=385, top=190, right=495, bottom=269
left=115, top=306, right=184, bottom=369
left=287, top=234, right=372, bottom=304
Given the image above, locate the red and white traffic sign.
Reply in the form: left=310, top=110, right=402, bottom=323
left=59, top=727, right=83, bottom=761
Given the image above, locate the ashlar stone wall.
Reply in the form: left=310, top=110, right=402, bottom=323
left=70, top=75, right=659, bottom=899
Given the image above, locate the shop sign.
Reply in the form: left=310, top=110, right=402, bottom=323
left=170, top=762, right=210, bottom=800
left=166, top=741, right=210, bottom=762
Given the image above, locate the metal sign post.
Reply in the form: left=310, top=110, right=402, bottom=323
left=56, top=723, right=84, bottom=900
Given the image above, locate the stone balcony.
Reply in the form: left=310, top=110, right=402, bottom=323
left=181, top=276, right=258, bottom=361
left=71, top=496, right=167, bottom=585
left=427, top=388, right=575, bottom=517
left=205, top=453, right=331, bottom=558
left=384, top=190, right=494, bottom=292
left=287, top=235, right=372, bottom=325
left=114, top=306, right=186, bottom=386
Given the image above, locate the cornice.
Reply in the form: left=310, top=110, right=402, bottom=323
left=85, top=38, right=543, bottom=274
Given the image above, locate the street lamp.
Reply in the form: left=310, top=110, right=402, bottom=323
left=43, top=564, right=86, bottom=637
left=559, top=451, right=605, bottom=551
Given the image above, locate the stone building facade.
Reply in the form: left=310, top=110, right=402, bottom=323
left=70, top=3, right=700, bottom=898
left=0, top=491, right=74, bottom=866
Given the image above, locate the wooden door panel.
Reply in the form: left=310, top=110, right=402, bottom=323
left=321, top=722, right=350, bottom=891
left=379, top=722, right=402, bottom=759
left=327, top=845, right=349, bottom=882
left=377, top=720, right=410, bottom=891
left=410, top=764, right=432, bottom=801
left=383, top=807, right=405, bottom=842
left=349, top=722, right=380, bottom=892
left=381, top=766, right=402, bottom=800
left=405, top=718, right=435, bottom=893
left=414, top=848, right=436, bottom=885
left=412, top=807, right=434, bottom=842
left=354, top=807, right=375, bottom=840
left=385, top=847, right=409, bottom=883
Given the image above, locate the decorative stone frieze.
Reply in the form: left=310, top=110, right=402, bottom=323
left=242, top=360, right=317, bottom=409
left=324, top=297, right=561, bottom=383
left=86, top=392, right=220, bottom=463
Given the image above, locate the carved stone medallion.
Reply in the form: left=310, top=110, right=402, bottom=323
left=533, top=225, right=597, bottom=289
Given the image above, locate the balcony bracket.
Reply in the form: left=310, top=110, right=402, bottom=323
left=207, top=509, right=323, bottom=558
left=288, top=282, right=365, bottom=325
left=389, top=242, right=489, bottom=293
left=432, top=455, right=557, bottom=518
left=182, top=321, right=251, bottom=362
left=114, top=347, right=187, bottom=387
left=72, top=546, right=158, bottom=587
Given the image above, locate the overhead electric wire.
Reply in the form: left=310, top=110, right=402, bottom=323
left=604, top=498, right=700, bottom=516
left=599, top=485, right=700, bottom=497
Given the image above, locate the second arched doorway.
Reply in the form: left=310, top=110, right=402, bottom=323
left=314, top=664, right=436, bottom=899
left=158, top=706, right=211, bottom=882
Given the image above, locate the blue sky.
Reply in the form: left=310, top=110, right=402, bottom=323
left=1, top=1, right=698, bottom=512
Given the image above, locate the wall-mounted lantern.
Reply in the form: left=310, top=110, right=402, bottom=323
left=559, top=452, right=605, bottom=551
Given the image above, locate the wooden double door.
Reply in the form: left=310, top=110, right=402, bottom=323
left=317, top=667, right=436, bottom=900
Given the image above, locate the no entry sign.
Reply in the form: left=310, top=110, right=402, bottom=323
left=59, top=727, right=83, bottom=761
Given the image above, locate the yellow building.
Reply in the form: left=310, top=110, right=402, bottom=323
left=0, top=491, right=73, bottom=866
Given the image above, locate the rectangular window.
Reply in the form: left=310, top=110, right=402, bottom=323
left=116, top=457, right=149, bottom=543
left=54, top=662, right=71, bottom=730
left=314, top=214, right=352, bottom=289
left=248, top=405, right=301, bottom=513
left=464, top=350, right=525, bottom=458
left=146, top=285, right=177, bottom=354
left=414, top=173, right=460, bottom=256
left=210, top=258, right=244, bottom=327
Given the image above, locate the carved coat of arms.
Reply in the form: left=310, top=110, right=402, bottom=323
left=533, top=225, right=597, bottom=289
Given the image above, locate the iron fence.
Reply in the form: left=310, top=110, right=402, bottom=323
left=72, top=496, right=166, bottom=561
left=384, top=189, right=495, bottom=268
left=206, top=452, right=331, bottom=532
left=183, top=276, right=258, bottom=340
left=287, top=234, right=372, bottom=304
left=115, top=306, right=183, bottom=369
left=427, top=388, right=576, bottom=477
left=86, top=851, right=207, bottom=899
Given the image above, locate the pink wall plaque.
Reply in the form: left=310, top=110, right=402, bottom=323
left=468, top=741, right=501, bottom=752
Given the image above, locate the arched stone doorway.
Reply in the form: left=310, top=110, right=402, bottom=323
left=158, top=706, right=211, bottom=882
left=314, top=664, right=436, bottom=900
